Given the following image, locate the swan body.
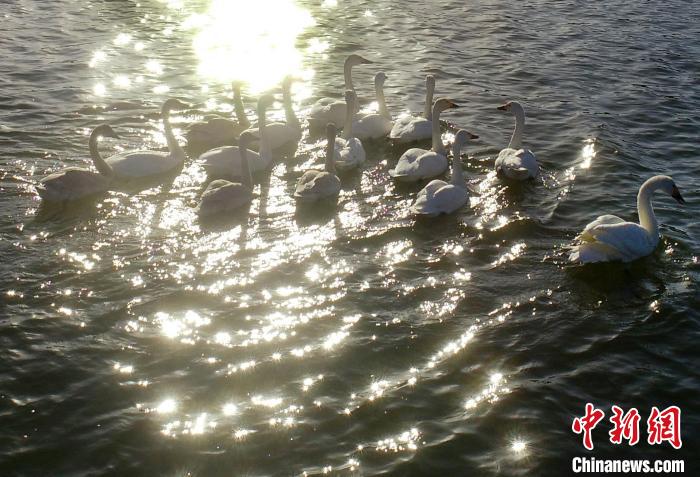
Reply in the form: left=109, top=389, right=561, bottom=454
left=294, top=123, right=342, bottom=202
left=495, top=101, right=538, bottom=180
left=201, top=95, right=274, bottom=180
left=308, top=55, right=372, bottom=129
left=242, top=76, right=302, bottom=150
left=106, top=98, right=190, bottom=181
left=334, top=90, right=366, bottom=172
left=353, top=72, right=393, bottom=140
left=389, top=98, right=458, bottom=182
left=569, top=175, right=685, bottom=263
left=197, top=132, right=255, bottom=217
left=389, top=75, right=435, bottom=144
left=186, top=83, right=249, bottom=153
left=410, top=129, right=471, bottom=217
left=36, top=125, right=118, bottom=202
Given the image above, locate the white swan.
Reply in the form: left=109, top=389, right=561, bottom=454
left=197, top=132, right=255, bottom=217
left=389, top=74, right=435, bottom=144
left=243, top=76, right=302, bottom=150
left=334, top=90, right=366, bottom=172
left=388, top=98, right=459, bottom=182
left=308, top=54, right=372, bottom=129
left=200, top=95, right=274, bottom=180
left=294, top=123, right=342, bottom=202
left=569, top=175, right=685, bottom=263
left=186, top=82, right=250, bottom=152
left=410, top=129, right=472, bottom=217
left=353, top=72, right=393, bottom=140
left=36, top=124, right=118, bottom=202
left=105, top=98, right=190, bottom=181
left=495, top=101, right=538, bottom=180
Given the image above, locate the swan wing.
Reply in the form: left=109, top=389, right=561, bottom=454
left=198, top=180, right=252, bottom=216
left=38, top=168, right=109, bottom=202
left=309, top=100, right=346, bottom=127
left=390, top=150, right=447, bottom=181
left=294, top=170, right=341, bottom=201
left=243, top=123, right=301, bottom=150
left=106, top=150, right=182, bottom=179
left=577, top=220, right=655, bottom=262
left=495, top=148, right=538, bottom=180
left=335, top=137, right=366, bottom=170
left=187, top=118, right=241, bottom=144
left=200, top=146, right=264, bottom=178
left=410, top=181, right=467, bottom=216
left=389, top=117, right=432, bottom=143
left=353, top=114, right=393, bottom=140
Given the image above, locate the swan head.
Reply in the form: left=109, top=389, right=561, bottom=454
left=426, top=75, right=436, bottom=88
left=163, top=98, right=191, bottom=112
left=93, top=124, right=120, bottom=140
left=257, top=94, right=275, bottom=111
left=671, top=185, right=685, bottom=204
left=454, top=129, right=479, bottom=145
left=281, top=75, right=294, bottom=92
left=232, top=81, right=244, bottom=94
left=346, top=54, right=373, bottom=67
left=650, top=175, right=685, bottom=204
left=433, top=98, right=459, bottom=114
left=374, top=72, right=387, bottom=87
left=238, top=131, right=254, bottom=151
left=326, top=122, right=337, bottom=141
left=497, top=101, right=524, bottom=114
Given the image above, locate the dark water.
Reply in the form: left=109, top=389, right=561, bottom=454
left=1, top=0, right=699, bottom=475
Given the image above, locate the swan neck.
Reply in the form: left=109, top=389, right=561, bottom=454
left=240, top=145, right=253, bottom=190
left=508, top=106, right=525, bottom=149
left=430, top=105, right=445, bottom=154
left=325, top=137, right=336, bottom=174
left=89, top=132, right=113, bottom=177
left=376, top=81, right=390, bottom=120
left=283, top=88, right=300, bottom=129
left=637, top=181, right=659, bottom=237
left=424, top=83, right=435, bottom=120
left=342, top=98, right=354, bottom=140
left=343, top=62, right=354, bottom=93
left=162, top=104, right=185, bottom=159
left=450, top=143, right=465, bottom=186
left=257, top=104, right=271, bottom=157
left=233, top=88, right=250, bottom=129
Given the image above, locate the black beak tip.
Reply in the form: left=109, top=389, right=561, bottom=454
left=672, top=193, right=685, bottom=205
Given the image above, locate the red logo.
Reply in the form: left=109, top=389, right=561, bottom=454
left=647, top=406, right=682, bottom=449
left=609, top=406, right=641, bottom=446
left=572, top=403, right=606, bottom=450
left=573, top=404, right=682, bottom=450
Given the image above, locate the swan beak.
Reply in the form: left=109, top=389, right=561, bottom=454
left=448, top=101, right=459, bottom=109
left=671, top=186, right=685, bottom=204
left=466, top=131, right=479, bottom=140
left=360, top=57, right=373, bottom=64
left=497, top=104, right=508, bottom=111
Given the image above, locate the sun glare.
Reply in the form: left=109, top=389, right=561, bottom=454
left=187, top=0, right=315, bottom=93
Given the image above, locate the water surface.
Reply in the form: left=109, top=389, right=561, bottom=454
left=1, top=0, right=699, bottom=475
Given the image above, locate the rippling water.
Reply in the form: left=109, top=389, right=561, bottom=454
left=1, top=0, right=699, bottom=475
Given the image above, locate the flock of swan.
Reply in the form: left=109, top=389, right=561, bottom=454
left=36, top=55, right=685, bottom=264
